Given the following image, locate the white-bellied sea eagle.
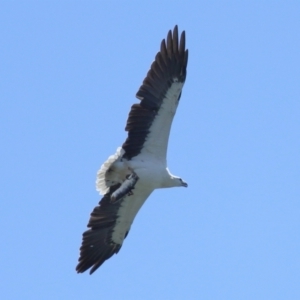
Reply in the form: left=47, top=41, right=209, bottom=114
left=76, top=25, right=188, bottom=274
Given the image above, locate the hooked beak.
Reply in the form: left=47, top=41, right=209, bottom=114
left=182, top=180, right=188, bottom=188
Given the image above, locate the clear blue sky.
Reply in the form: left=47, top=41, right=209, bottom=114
left=1, top=1, right=299, bottom=299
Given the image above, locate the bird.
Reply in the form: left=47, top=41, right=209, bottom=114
left=76, top=25, right=188, bottom=274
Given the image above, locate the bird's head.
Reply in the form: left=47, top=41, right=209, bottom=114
left=170, top=176, right=188, bottom=188
left=178, top=178, right=188, bottom=187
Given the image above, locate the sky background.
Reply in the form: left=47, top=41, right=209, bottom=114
left=1, top=1, right=300, bottom=299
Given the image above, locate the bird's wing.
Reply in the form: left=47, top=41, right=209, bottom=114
left=122, top=25, right=188, bottom=161
left=76, top=183, right=152, bottom=274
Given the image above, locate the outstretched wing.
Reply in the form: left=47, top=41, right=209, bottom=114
left=76, top=183, right=152, bottom=274
left=76, top=184, right=124, bottom=274
left=122, top=25, right=188, bottom=161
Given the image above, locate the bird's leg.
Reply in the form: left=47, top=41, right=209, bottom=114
left=110, top=171, right=139, bottom=203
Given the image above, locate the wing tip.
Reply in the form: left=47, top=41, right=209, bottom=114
left=76, top=232, right=122, bottom=275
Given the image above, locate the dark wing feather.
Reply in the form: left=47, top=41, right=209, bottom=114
left=122, top=25, right=188, bottom=160
left=76, top=184, right=128, bottom=274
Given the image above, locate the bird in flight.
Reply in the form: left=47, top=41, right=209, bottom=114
left=76, top=25, right=188, bottom=274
